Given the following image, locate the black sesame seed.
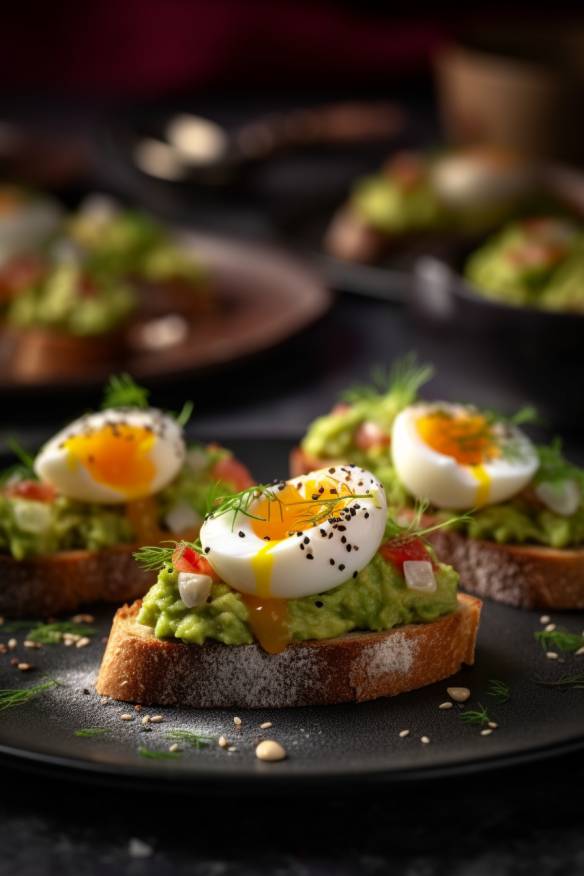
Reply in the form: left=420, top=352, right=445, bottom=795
left=320, top=528, right=326, bottom=537
left=204, top=547, right=210, bottom=554
left=339, top=564, right=346, bottom=572
left=303, top=537, right=310, bottom=545
left=328, top=467, right=336, bottom=474
left=352, top=571, right=358, bottom=579
left=329, top=559, right=335, bottom=565
left=341, top=536, right=347, bottom=544
left=318, top=486, right=325, bottom=494
left=346, top=545, right=352, bottom=552
left=364, top=512, right=370, bottom=519
left=300, top=544, right=305, bottom=551
left=311, top=494, right=319, bottom=501
left=306, top=554, right=314, bottom=560
left=238, top=531, right=245, bottom=538
left=297, top=531, right=303, bottom=537
left=263, top=536, right=271, bottom=541
left=328, top=532, right=333, bottom=539
left=330, top=488, right=338, bottom=495
left=315, top=600, right=324, bottom=608
left=338, top=525, right=346, bottom=532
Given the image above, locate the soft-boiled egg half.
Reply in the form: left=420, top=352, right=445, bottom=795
left=392, top=403, right=538, bottom=510
left=200, top=466, right=387, bottom=599
left=34, top=408, right=186, bottom=503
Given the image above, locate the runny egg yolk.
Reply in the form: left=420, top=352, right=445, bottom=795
left=64, top=423, right=156, bottom=499
left=243, top=478, right=353, bottom=653
left=416, top=411, right=500, bottom=506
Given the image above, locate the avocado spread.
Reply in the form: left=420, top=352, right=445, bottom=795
left=137, top=550, right=459, bottom=647
left=0, top=443, right=242, bottom=560
left=465, top=217, right=584, bottom=311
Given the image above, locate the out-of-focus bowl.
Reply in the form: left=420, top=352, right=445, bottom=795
left=435, top=33, right=584, bottom=163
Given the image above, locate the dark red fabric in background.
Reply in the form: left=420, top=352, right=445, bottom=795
left=0, top=1, right=448, bottom=96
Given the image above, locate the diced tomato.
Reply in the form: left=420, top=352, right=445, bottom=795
left=379, top=537, right=435, bottom=571
left=172, top=542, right=219, bottom=580
left=0, top=256, right=46, bottom=302
left=79, top=274, right=98, bottom=298
left=4, top=480, right=57, bottom=502
left=354, top=420, right=390, bottom=451
left=211, top=455, right=254, bottom=491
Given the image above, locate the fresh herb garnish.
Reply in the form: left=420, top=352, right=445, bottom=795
left=74, top=727, right=111, bottom=738
left=0, top=619, right=42, bottom=633
left=459, top=704, right=492, bottom=726
left=0, top=679, right=58, bottom=712
left=341, top=353, right=433, bottom=406
left=537, top=674, right=584, bottom=690
left=534, top=629, right=584, bottom=654
left=386, top=500, right=472, bottom=543
left=134, top=543, right=177, bottom=571
left=534, top=438, right=584, bottom=489
left=175, top=400, right=194, bottom=429
left=0, top=438, right=37, bottom=484
left=102, top=373, right=150, bottom=409
left=487, top=679, right=511, bottom=704
left=27, top=621, right=97, bottom=644
left=164, top=730, right=213, bottom=749
left=137, top=745, right=182, bottom=760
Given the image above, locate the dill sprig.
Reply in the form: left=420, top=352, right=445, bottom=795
left=0, top=438, right=37, bottom=485
left=102, top=373, right=150, bottom=409
left=165, top=730, right=213, bottom=749
left=535, top=629, right=584, bottom=654
left=134, top=538, right=202, bottom=572
left=487, top=679, right=511, bottom=704
left=26, top=621, right=97, bottom=644
left=137, top=746, right=182, bottom=761
left=385, top=502, right=472, bottom=543
left=534, top=438, right=584, bottom=488
left=537, top=674, right=584, bottom=690
left=74, top=727, right=111, bottom=738
left=175, top=400, right=194, bottom=429
left=341, top=353, right=433, bottom=406
left=0, top=679, right=58, bottom=712
left=459, top=704, right=492, bottom=726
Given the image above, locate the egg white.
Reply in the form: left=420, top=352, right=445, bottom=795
left=431, top=152, right=534, bottom=209
left=200, top=466, right=387, bottom=599
left=34, top=408, right=186, bottom=504
left=392, top=404, right=539, bottom=510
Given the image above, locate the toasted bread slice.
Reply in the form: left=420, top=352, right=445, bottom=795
left=0, top=546, right=154, bottom=618
left=96, top=594, right=481, bottom=709
left=428, top=529, right=584, bottom=610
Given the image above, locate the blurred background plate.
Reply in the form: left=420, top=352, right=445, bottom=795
left=0, top=231, right=331, bottom=393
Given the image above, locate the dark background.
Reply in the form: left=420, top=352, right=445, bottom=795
left=1, top=3, right=583, bottom=874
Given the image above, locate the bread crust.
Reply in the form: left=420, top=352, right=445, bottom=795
left=428, top=529, right=584, bottom=610
left=0, top=546, right=154, bottom=618
left=96, top=594, right=481, bottom=709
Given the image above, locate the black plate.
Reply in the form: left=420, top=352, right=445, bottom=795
left=0, top=437, right=583, bottom=791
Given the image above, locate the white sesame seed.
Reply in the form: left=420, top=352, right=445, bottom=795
left=128, top=838, right=153, bottom=859
left=488, top=721, right=498, bottom=729
left=233, top=716, right=242, bottom=727
left=255, top=740, right=287, bottom=762
left=142, top=715, right=151, bottom=726
left=218, top=735, right=228, bottom=749
left=439, top=701, right=453, bottom=710
left=23, top=640, right=41, bottom=649
left=447, top=686, right=471, bottom=703
left=100, top=696, right=109, bottom=704
left=7, top=638, right=17, bottom=650
left=71, top=614, right=95, bottom=624
left=149, top=715, right=164, bottom=723
left=544, top=623, right=556, bottom=633
left=539, top=615, right=551, bottom=624
left=420, top=736, right=430, bottom=745
left=75, top=637, right=91, bottom=648
left=546, top=651, right=559, bottom=660
left=120, top=713, right=133, bottom=721
left=480, top=728, right=493, bottom=736
left=17, top=662, right=32, bottom=671
left=399, top=729, right=410, bottom=738
left=576, top=646, right=584, bottom=656
left=259, top=721, right=272, bottom=729
left=227, top=746, right=237, bottom=753
left=168, top=743, right=180, bottom=753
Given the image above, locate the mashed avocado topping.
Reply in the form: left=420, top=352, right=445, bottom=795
left=465, top=217, right=584, bottom=311
left=301, top=357, right=431, bottom=505
left=0, top=443, right=243, bottom=560
left=137, top=549, right=459, bottom=647
left=353, top=172, right=444, bottom=235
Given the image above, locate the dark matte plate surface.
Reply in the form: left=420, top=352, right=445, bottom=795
left=0, top=438, right=583, bottom=791
left=0, top=234, right=330, bottom=392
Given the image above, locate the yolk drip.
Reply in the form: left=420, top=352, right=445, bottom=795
left=65, top=423, right=156, bottom=498
left=416, top=411, right=499, bottom=466
left=241, top=594, right=291, bottom=654
left=470, top=464, right=491, bottom=507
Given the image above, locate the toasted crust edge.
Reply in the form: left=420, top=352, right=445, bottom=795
left=96, top=594, right=481, bottom=709
left=0, top=546, right=154, bottom=618
left=428, top=529, right=584, bottom=610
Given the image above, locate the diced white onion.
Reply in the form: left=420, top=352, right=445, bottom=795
left=403, top=560, right=437, bottom=593
left=13, top=500, right=52, bottom=534
left=164, top=502, right=201, bottom=535
left=178, top=572, right=212, bottom=607
left=534, top=480, right=581, bottom=517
